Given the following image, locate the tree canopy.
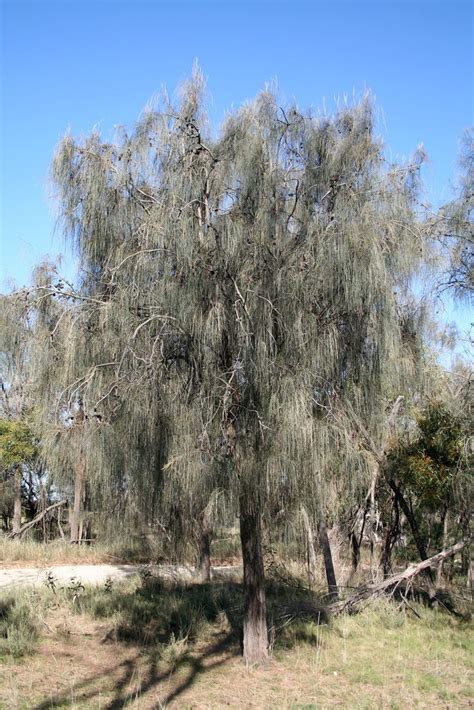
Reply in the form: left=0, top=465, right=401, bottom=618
left=4, top=71, right=470, bottom=664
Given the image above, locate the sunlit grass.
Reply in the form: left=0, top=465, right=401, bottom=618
left=0, top=576, right=471, bottom=708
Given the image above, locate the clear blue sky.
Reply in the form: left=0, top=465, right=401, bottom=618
left=1, top=0, right=472, bottom=343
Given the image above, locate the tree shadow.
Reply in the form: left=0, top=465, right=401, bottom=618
left=31, top=576, right=328, bottom=709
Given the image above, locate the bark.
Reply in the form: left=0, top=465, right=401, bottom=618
left=350, top=531, right=360, bottom=573
left=369, top=468, right=378, bottom=579
left=436, top=509, right=449, bottom=586
left=70, top=456, right=85, bottom=543
left=318, top=519, right=338, bottom=600
left=459, top=510, right=471, bottom=587
left=26, top=470, right=36, bottom=520
left=12, top=467, right=22, bottom=536
left=300, top=506, right=317, bottom=588
left=239, top=493, right=268, bottom=665
left=57, top=505, right=65, bottom=540
left=381, top=495, right=400, bottom=577
left=328, top=538, right=470, bottom=616
left=197, top=528, right=212, bottom=583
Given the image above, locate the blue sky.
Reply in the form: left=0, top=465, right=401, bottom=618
left=0, top=0, right=472, bottom=345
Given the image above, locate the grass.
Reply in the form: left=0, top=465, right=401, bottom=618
left=0, top=533, right=242, bottom=566
left=0, top=536, right=168, bottom=565
left=0, top=571, right=472, bottom=708
left=0, top=591, right=40, bottom=658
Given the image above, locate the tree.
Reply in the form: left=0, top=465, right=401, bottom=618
left=387, top=387, right=472, bottom=581
left=0, top=295, right=39, bottom=534
left=37, top=71, right=425, bottom=664
left=0, top=419, right=37, bottom=534
left=430, top=129, right=473, bottom=302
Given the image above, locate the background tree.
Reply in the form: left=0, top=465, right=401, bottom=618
left=0, top=419, right=37, bottom=534
left=0, top=295, right=40, bottom=534
left=429, top=128, right=473, bottom=302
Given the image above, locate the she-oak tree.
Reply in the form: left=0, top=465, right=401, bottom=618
left=34, top=71, right=425, bottom=664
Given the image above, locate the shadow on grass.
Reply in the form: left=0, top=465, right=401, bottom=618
left=30, top=576, right=327, bottom=709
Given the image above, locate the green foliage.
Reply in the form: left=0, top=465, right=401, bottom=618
left=392, top=402, right=465, bottom=508
left=0, top=418, right=37, bottom=469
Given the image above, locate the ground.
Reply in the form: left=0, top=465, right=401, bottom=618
left=0, top=578, right=472, bottom=709
left=0, top=564, right=241, bottom=590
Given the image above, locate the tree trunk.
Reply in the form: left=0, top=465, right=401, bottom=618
left=12, top=467, right=22, bottom=536
left=318, top=519, right=338, bottom=600
left=301, top=506, right=318, bottom=588
left=369, top=468, right=378, bottom=580
left=239, top=493, right=268, bottom=665
left=387, top=477, right=433, bottom=576
left=57, top=505, right=65, bottom=540
left=436, top=509, right=449, bottom=586
left=70, top=457, right=85, bottom=543
left=381, top=495, right=400, bottom=578
left=197, top=528, right=212, bottom=583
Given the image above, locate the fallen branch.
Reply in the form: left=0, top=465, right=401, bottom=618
left=8, top=500, right=68, bottom=539
left=328, top=538, right=471, bottom=615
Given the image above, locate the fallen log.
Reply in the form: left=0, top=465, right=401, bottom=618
left=328, top=538, right=471, bottom=616
left=8, top=500, right=68, bottom=539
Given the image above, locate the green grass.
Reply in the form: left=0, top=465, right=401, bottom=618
left=0, top=589, right=42, bottom=658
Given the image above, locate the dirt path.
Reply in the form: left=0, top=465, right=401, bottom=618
left=0, top=563, right=240, bottom=589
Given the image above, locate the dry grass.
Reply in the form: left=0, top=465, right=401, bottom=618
left=0, top=537, right=165, bottom=566
left=0, top=534, right=242, bottom=567
left=0, top=577, right=472, bottom=709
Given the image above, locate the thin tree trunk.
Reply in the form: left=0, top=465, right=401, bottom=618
left=381, top=494, right=400, bottom=578
left=436, top=509, right=449, bottom=586
left=12, top=466, right=22, bottom=536
left=70, top=457, right=85, bottom=543
left=300, top=506, right=317, bottom=588
left=26, top=470, right=36, bottom=520
left=239, top=492, right=268, bottom=665
left=350, top=499, right=370, bottom=574
left=369, top=468, right=378, bottom=580
left=459, top=510, right=471, bottom=588
left=387, top=477, right=433, bottom=572
left=57, top=505, right=65, bottom=540
left=318, top=519, right=338, bottom=600
left=197, top=528, right=212, bottom=583
left=350, top=531, right=360, bottom=573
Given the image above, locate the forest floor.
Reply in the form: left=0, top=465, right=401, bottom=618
left=0, top=564, right=240, bottom=590
left=0, top=573, right=472, bottom=709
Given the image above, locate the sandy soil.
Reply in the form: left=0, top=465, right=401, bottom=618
left=0, top=563, right=240, bottom=589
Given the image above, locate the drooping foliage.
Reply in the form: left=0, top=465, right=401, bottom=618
left=43, top=74, right=425, bottom=519
left=431, top=128, right=473, bottom=302
left=23, top=71, right=431, bottom=661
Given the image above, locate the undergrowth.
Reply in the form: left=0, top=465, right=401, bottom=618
left=0, top=574, right=472, bottom=708
left=0, top=590, right=41, bottom=658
